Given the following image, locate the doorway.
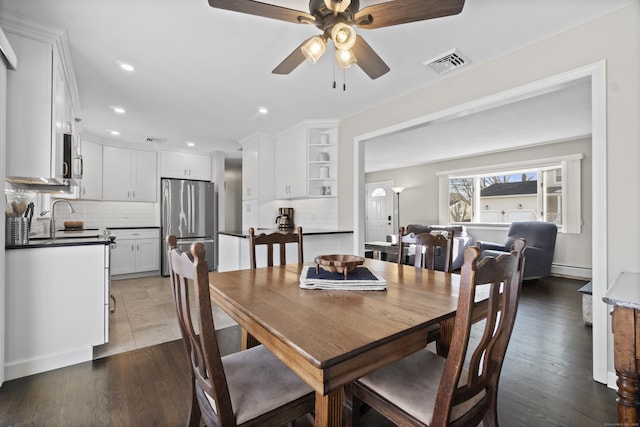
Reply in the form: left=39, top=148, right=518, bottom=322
left=353, top=62, right=607, bottom=383
left=365, top=181, right=394, bottom=242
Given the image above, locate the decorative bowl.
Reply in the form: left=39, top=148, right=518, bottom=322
left=315, top=254, right=365, bottom=279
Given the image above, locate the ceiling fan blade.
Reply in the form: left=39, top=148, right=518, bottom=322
left=208, top=0, right=315, bottom=24
left=272, top=39, right=309, bottom=75
left=352, top=35, right=390, bottom=80
left=355, top=0, right=465, bottom=29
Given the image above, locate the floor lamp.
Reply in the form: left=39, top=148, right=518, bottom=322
left=391, top=186, right=405, bottom=232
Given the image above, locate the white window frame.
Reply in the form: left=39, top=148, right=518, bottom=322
left=437, top=153, right=583, bottom=233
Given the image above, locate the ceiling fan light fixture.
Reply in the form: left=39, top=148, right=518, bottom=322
left=335, top=48, right=357, bottom=69
left=301, top=36, right=327, bottom=64
left=331, top=23, right=356, bottom=50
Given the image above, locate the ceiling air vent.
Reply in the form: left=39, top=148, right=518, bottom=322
left=423, top=49, right=471, bottom=75
left=144, top=136, right=166, bottom=144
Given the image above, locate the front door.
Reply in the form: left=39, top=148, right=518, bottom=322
left=365, top=181, right=394, bottom=242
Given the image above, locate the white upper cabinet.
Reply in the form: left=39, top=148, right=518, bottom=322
left=160, top=151, right=211, bottom=181
left=275, top=126, right=307, bottom=199
left=240, top=133, right=274, bottom=202
left=78, top=139, right=103, bottom=200
left=239, top=133, right=274, bottom=230
left=102, top=146, right=157, bottom=202
left=275, top=120, right=338, bottom=199
left=5, top=31, right=71, bottom=182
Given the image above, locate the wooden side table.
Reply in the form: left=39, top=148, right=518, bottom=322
left=603, top=272, right=640, bottom=426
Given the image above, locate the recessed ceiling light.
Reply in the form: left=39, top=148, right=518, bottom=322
left=111, top=106, right=125, bottom=114
left=117, top=61, right=135, bottom=72
left=258, top=106, right=268, bottom=115
left=110, top=130, right=120, bottom=136
left=186, top=141, right=195, bottom=147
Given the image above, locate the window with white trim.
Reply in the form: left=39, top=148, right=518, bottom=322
left=440, top=154, right=582, bottom=233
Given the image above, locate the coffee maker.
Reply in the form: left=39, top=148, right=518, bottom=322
left=275, top=207, right=294, bottom=230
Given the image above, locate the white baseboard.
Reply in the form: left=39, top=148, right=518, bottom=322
left=4, top=346, right=93, bottom=381
left=550, top=264, right=592, bottom=280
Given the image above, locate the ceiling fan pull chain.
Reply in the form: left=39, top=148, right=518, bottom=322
left=332, top=63, right=337, bottom=89
left=343, top=68, right=347, bottom=91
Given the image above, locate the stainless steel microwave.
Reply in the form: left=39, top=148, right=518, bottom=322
left=63, top=133, right=83, bottom=180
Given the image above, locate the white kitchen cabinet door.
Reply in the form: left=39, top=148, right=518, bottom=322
left=110, top=238, right=137, bottom=275
left=160, top=151, right=188, bottom=179
left=241, top=137, right=259, bottom=200
left=275, top=127, right=306, bottom=199
left=132, top=150, right=157, bottom=202
left=187, top=153, right=212, bottom=181
left=102, top=146, right=131, bottom=201
left=135, top=238, right=160, bottom=272
left=240, top=134, right=274, bottom=202
left=102, top=146, right=157, bottom=202
left=5, top=33, right=63, bottom=181
left=79, top=139, right=102, bottom=200
left=160, top=151, right=211, bottom=181
left=242, top=200, right=258, bottom=232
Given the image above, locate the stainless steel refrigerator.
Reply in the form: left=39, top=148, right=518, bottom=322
left=161, top=178, right=216, bottom=276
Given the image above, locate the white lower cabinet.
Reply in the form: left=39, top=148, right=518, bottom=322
left=110, top=228, right=160, bottom=276
left=5, top=244, right=109, bottom=380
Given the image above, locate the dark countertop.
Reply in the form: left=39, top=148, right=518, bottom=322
left=6, top=236, right=111, bottom=250
left=219, top=228, right=353, bottom=238
left=106, top=226, right=160, bottom=230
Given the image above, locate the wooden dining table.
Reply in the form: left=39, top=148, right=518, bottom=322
left=208, top=258, right=476, bottom=427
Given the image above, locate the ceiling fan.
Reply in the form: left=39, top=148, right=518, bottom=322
left=207, top=0, right=465, bottom=79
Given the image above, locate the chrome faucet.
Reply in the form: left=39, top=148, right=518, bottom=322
left=50, top=200, right=75, bottom=239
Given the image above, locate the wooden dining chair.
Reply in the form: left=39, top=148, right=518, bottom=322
left=346, top=239, right=526, bottom=427
left=248, top=226, right=304, bottom=268
left=397, top=227, right=456, bottom=354
left=245, top=226, right=305, bottom=349
left=166, top=235, right=315, bottom=427
left=397, top=226, right=455, bottom=272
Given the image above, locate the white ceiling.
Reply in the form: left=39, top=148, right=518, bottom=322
left=0, top=0, right=634, bottom=167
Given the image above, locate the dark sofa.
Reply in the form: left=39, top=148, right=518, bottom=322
left=476, top=221, right=558, bottom=280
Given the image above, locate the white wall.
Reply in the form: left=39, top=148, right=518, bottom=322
left=337, top=4, right=640, bottom=382
left=366, top=137, right=593, bottom=274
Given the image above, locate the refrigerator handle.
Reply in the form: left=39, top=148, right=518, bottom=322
left=189, top=183, right=196, bottom=234
left=187, top=182, right=192, bottom=234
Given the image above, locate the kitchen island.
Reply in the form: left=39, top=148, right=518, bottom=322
left=5, top=236, right=111, bottom=380
left=218, top=228, right=353, bottom=272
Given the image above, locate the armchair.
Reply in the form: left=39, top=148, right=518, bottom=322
left=476, top=220, right=558, bottom=280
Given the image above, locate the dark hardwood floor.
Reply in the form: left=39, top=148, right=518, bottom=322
left=0, top=276, right=617, bottom=426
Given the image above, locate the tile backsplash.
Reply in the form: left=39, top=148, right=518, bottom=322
left=273, top=197, right=338, bottom=230
left=6, top=186, right=159, bottom=234
left=51, top=200, right=159, bottom=229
